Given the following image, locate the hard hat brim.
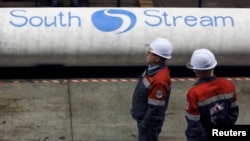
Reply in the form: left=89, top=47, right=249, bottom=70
left=151, top=50, right=171, bottom=59
left=186, top=60, right=217, bottom=70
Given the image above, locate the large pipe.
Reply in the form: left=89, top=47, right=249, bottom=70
left=0, top=8, right=249, bottom=67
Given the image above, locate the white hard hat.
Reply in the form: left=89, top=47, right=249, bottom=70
left=186, top=48, right=217, bottom=70
left=149, top=37, right=173, bottom=59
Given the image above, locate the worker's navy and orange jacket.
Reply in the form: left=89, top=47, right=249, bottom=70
left=131, top=65, right=172, bottom=128
left=185, top=76, right=239, bottom=141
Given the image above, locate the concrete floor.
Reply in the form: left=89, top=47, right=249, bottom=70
left=0, top=77, right=249, bottom=141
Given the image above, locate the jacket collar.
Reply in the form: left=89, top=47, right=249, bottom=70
left=194, top=75, right=217, bottom=86
left=146, top=65, right=165, bottom=76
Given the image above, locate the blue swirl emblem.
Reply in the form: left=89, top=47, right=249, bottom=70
left=91, top=9, right=137, bottom=34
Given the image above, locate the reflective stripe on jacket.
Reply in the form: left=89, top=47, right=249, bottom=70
left=185, top=76, right=239, bottom=141
left=131, top=65, right=172, bottom=128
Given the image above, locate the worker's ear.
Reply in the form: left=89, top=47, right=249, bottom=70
left=154, top=56, right=160, bottom=62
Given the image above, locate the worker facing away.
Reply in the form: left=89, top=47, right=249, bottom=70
left=185, top=48, right=239, bottom=141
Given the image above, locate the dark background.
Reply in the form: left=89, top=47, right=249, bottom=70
left=0, top=66, right=249, bottom=79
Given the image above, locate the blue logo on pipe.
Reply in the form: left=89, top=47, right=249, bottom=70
left=91, top=9, right=137, bottom=34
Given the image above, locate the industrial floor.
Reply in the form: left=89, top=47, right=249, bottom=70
left=0, top=77, right=249, bottom=141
